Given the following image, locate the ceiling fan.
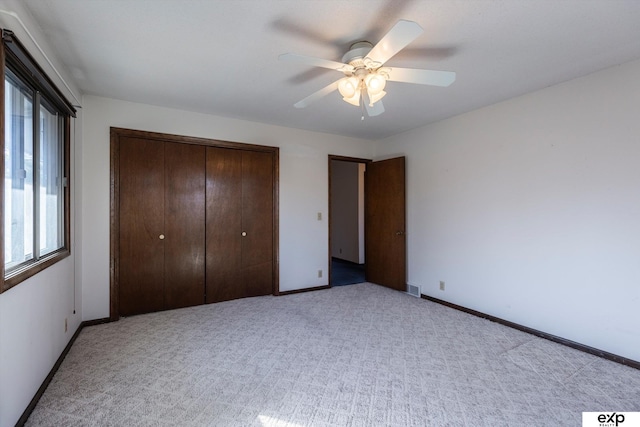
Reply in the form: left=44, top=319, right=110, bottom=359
left=279, top=19, right=456, bottom=117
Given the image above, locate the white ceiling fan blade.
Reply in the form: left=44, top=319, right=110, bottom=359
left=279, top=53, right=354, bottom=73
left=294, top=80, right=340, bottom=108
left=387, top=68, right=456, bottom=87
left=366, top=20, right=423, bottom=66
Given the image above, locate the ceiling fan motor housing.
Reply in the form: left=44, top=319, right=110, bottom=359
left=342, top=41, right=374, bottom=68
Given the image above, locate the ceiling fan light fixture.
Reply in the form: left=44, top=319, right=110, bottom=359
left=338, top=76, right=360, bottom=99
left=343, top=89, right=361, bottom=107
left=368, top=90, right=386, bottom=106
left=364, top=72, right=386, bottom=95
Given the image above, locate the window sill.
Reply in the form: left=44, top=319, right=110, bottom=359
left=1, top=249, right=71, bottom=293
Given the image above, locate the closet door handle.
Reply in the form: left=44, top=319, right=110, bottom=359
left=241, top=232, right=247, bottom=237
left=159, top=234, right=165, bottom=240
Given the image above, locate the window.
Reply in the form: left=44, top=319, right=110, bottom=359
left=1, top=29, right=75, bottom=292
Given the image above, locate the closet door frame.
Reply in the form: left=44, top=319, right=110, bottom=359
left=110, top=127, right=279, bottom=321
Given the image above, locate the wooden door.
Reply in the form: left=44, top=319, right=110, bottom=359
left=365, top=157, right=406, bottom=291
left=119, top=138, right=205, bottom=315
left=205, top=148, right=274, bottom=302
left=241, top=150, right=274, bottom=297
left=119, top=137, right=165, bottom=316
left=206, top=147, right=243, bottom=303
left=164, top=142, right=206, bottom=309
left=112, top=127, right=279, bottom=319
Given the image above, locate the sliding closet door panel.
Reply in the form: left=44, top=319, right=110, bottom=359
left=241, top=150, right=273, bottom=296
left=206, top=147, right=242, bottom=303
left=243, top=263, right=273, bottom=298
left=119, top=137, right=165, bottom=316
left=164, top=142, right=206, bottom=309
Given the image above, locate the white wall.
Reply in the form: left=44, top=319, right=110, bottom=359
left=81, top=95, right=374, bottom=320
left=0, top=259, right=79, bottom=425
left=0, top=1, right=82, bottom=425
left=331, top=161, right=361, bottom=263
left=375, top=59, right=640, bottom=362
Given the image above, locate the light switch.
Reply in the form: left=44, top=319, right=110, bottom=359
left=317, top=212, right=322, bottom=221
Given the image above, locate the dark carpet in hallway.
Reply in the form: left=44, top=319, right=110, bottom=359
left=331, top=257, right=365, bottom=286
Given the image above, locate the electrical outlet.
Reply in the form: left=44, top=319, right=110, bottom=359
left=318, top=270, right=323, bottom=278
left=64, top=318, right=68, bottom=333
left=439, top=281, right=445, bottom=291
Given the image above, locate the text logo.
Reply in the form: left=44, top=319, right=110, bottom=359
left=583, top=412, right=640, bottom=427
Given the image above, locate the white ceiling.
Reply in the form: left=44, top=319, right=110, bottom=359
left=22, top=0, right=640, bottom=140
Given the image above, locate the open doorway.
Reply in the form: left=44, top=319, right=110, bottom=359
left=329, top=156, right=369, bottom=286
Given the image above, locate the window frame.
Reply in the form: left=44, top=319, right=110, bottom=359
left=1, top=29, right=74, bottom=293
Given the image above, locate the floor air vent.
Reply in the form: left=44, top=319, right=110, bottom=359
left=407, top=284, right=420, bottom=298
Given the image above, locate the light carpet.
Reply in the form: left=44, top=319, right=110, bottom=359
left=26, top=283, right=640, bottom=426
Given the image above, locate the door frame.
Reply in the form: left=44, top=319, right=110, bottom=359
left=110, top=127, right=279, bottom=321
left=328, top=155, right=371, bottom=286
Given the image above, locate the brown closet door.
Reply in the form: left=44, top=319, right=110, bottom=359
left=206, top=148, right=274, bottom=302
left=119, top=137, right=165, bottom=316
left=164, top=142, right=206, bottom=309
left=241, top=150, right=274, bottom=297
left=205, top=147, right=242, bottom=303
